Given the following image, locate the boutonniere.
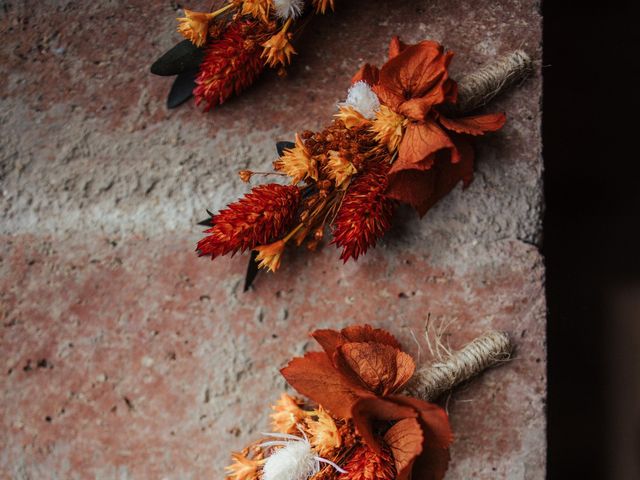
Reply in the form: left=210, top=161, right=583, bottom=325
left=196, top=37, right=532, bottom=288
left=223, top=324, right=512, bottom=480
left=151, top=0, right=335, bottom=109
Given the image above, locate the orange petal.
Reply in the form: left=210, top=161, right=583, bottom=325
left=280, top=351, right=369, bottom=419
left=439, top=112, right=506, bottom=136
left=389, top=395, right=453, bottom=480
left=312, top=324, right=403, bottom=359
left=395, top=121, right=455, bottom=171
left=351, top=396, right=418, bottom=453
left=352, top=63, right=380, bottom=86
left=336, top=343, right=416, bottom=395
left=387, top=135, right=474, bottom=216
left=388, top=36, right=409, bottom=59
left=378, top=42, right=452, bottom=106
left=384, top=417, right=424, bottom=480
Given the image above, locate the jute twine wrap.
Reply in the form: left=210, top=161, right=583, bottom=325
left=455, top=50, right=533, bottom=113
left=405, top=331, right=513, bottom=402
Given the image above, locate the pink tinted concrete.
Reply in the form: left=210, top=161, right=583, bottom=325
left=0, top=0, right=544, bottom=478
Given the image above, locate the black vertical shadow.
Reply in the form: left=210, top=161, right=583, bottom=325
left=544, top=2, right=640, bottom=478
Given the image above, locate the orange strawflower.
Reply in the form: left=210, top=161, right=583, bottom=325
left=274, top=133, right=318, bottom=184
left=370, top=105, right=407, bottom=153
left=270, top=393, right=308, bottom=434
left=335, top=106, right=370, bottom=130
left=177, top=9, right=215, bottom=47
left=324, top=150, right=357, bottom=188
left=225, top=448, right=265, bottom=480
left=238, top=0, right=271, bottom=23
left=239, top=170, right=253, bottom=183
left=255, top=240, right=286, bottom=272
left=306, top=407, right=342, bottom=456
left=262, top=19, right=296, bottom=67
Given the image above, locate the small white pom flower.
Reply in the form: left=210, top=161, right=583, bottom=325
left=273, top=0, right=304, bottom=20
left=340, top=81, right=381, bottom=120
left=261, top=432, right=346, bottom=480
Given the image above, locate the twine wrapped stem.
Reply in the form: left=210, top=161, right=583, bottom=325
left=455, top=50, right=533, bottom=114
left=405, top=331, right=513, bottom=402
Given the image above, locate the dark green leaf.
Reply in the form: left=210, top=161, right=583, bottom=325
left=151, top=40, right=205, bottom=76
left=244, top=251, right=260, bottom=292
left=167, top=70, right=197, bottom=109
left=276, top=141, right=295, bottom=157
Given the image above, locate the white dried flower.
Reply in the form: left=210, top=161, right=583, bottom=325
left=340, top=81, right=381, bottom=120
left=261, top=432, right=346, bottom=480
left=273, top=0, right=304, bottom=19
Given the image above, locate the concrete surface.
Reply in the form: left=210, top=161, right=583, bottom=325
left=0, top=0, right=544, bottom=478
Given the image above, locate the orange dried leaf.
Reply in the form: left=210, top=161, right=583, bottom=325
left=336, top=343, right=415, bottom=396
left=386, top=136, right=474, bottom=217
left=383, top=417, right=424, bottom=480
left=439, top=112, right=507, bottom=136
left=351, top=396, right=418, bottom=454
left=281, top=352, right=369, bottom=419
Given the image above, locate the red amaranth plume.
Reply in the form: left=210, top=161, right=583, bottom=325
left=332, top=159, right=395, bottom=262
left=340, top=444, right=396, bottom=480
left=194, top=19, right=268, bottom=110
left=197, top=184, right=300, bottom=259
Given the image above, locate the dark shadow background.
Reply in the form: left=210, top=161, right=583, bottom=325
left=544, top=1, right=640, bottom=478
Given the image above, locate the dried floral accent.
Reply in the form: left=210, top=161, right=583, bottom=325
left=332, top=158, right=394, bottom=261
left=274, top=133, right=318, bottom=184
left=340, top=444, right=396, bottom=480
left=306, top=407, right=342, bottom=456
left=262, top=19, right=296, bottom=67
left=371, top=105, right=407, bottom=153
left=225, top=444, right=265, bottom=480
left=239, top=170, right=254, bottom=183
left=197, top=184, right=300, bottom=259
left=335, top=106, right=370, bottom=130
left=324, top=150, right=357, bottom=188
left=312, top=0, right=336, bottom=14
left=194, top=19, right=270, bottom=110
left=273, top=0, right=305, bottom=20
left=177, top=9, right=217, bottom=47
left=281, top=325, right=416, bottom=418
left=282, top=325, right=452, bottom=479
left=237, top=0, right=272, bottom=23
left=255, top=239, right=286, bottom=272
left=356, top=37, right=506, bottom=215
left=261, top=433, right=346, bottom=480
left=340, top=81, right=381, bottom=120
left=270, top=393, right=308, bottom=434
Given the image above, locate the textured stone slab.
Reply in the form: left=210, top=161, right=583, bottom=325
left=0, top=0, right=544, bottom=478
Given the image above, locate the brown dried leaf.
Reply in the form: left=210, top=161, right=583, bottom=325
left=281, top=352, right=369, bottom=419
left=383, top=417, right=424, bottom=480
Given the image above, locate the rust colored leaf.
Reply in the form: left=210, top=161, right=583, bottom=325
left=383, top=417, right=424, bottom=480
left=312, top=325, right=403, bottom=360
left=439, top=112, right=506, bottom=136
left=394, top=121, right=455, bottom=172
left=389, top=395, right=452, bottom=480
left=336, top=343, right=415, bottom=395
left=386, top=136, right=474, bottom=216
left=351, top=396, right=417, bottom=453
left=280, top=352, right=369, bottom=419
left=388, top=36, right=409, bottom=60
left=352, top=63, right=380, bottom=85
